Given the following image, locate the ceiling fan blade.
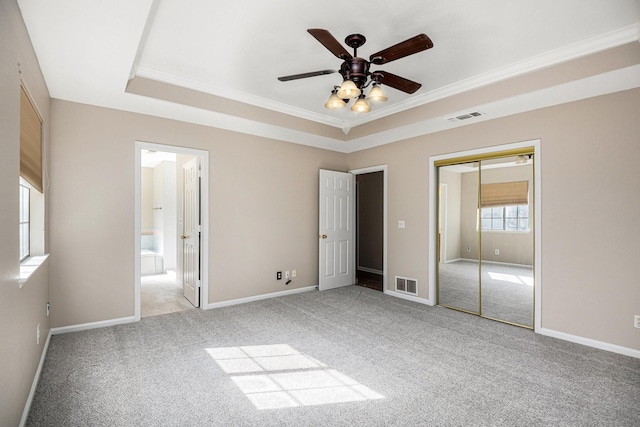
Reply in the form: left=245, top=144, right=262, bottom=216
left=277, top=69, right=337, bottom=82
left=377, top=71, right=422, bottom=94
left=370, top=34, right=433, bottom=65
left=307, top=29, right=353, bottom=60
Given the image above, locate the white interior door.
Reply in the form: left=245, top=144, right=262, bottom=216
left=182, top=157, right=200, bottom=307
left=319, top=169, right=355, bottom=291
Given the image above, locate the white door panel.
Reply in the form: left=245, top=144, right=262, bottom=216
left=319, top=170, right=355, bottom=291
left=182, top=157, right=200, bottom=307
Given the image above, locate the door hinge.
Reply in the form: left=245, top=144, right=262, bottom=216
left=197, top=169, right=202, bottom=178
left=196, top=224, right=201, bottom=232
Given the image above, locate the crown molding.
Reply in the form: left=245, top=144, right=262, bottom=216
left=344, top=64, right=640, bottom=153
left=134, top=66, right=349, bottom=129
left=134, top=23, right=638, bottom=136
left=346, top=23, right=640, bottom=128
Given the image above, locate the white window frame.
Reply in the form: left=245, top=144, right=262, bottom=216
left=480, top=205, right=529, bottom=232
left=19, top=178, right=30, bottom=261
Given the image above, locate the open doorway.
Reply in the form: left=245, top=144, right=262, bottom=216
left=135, top=142, right=209, bottom=321
left=351, top=165, right=387, bottom=292
left=140, top=149, right=191, bottom=317
left=355, top=171, right=384, bottom=291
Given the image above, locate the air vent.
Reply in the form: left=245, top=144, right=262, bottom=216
left=395, top=276, right=417, bottom=295
left=447, top=111, right=483, bottom=122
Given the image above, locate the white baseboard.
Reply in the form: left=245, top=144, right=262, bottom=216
left=50, top=316, right=137, bottom=335
left=538, top=327, right=640, bottom=359
left=207, top=285, right=317, bottom=309
left=357, top=266, right=383, bottom=275
left=384, top=289, right=435, bottom=306
left=481, top=260, right=533, bottom=269
left=20, top=330, right=52, bottom=427
left=450, top=258, right=532, bottom=269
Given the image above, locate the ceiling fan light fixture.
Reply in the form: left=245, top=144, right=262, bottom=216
left=350, top=94, right=371, bottom=113
left=279, top=30, right=434, bottom=115
left=336, top=79, right=360, bottom=99
left=324, top=90, right=346, bottom=110
left=367, top=84, right=388, bottom=103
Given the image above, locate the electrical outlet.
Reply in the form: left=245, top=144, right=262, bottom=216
left=466, top=245, right=471, bottom=252
left=292, top=270, right=296, bottom=278
left=495, top=249, right=500, bottom=255
left=285, top=271, right=290, bottom=279
left=36, top=323, right=40, bottom=345
left=46, top=302, right=50, bottom=317
left=634, top=315, right=640, bottom=329
left=276, top=271, right=282, bottom=280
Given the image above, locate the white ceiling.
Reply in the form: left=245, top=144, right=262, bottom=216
left=17, top=0, right=640, bottom=152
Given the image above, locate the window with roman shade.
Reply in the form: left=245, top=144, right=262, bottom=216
left=480, top=181, right=528, bottom=208
left=480, top=181, right=530, bottom=231
left=20, top=86, right=43, bottom=193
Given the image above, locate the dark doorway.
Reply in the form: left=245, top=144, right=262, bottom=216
left=356, top=171, right=384, bottom=291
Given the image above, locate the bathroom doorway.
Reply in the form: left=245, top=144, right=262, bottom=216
left=140, top=149, right=191, bottom=317
left=134, top=142, right=210, bottom=320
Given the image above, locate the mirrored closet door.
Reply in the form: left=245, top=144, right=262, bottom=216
left=437, top=150, right=534, bottom=328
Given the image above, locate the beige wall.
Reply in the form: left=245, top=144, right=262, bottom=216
left=49, top=100, right=348, bottom=327
left=0, top=0, right=51, bottom=425
left=348, top=88, right=640, bottom=351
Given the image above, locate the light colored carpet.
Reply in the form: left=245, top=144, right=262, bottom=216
left=27, top=286, right=639, bottom=426
left=439, top=260, right=534, bottom=327
left=141, top=272, right=194, bottom=317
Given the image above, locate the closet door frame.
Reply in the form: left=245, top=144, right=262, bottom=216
left=429, top=140, right=541, bottom=331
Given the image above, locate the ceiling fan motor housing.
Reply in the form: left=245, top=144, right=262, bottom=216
left=340, top=57, right=370, bottom=88
left=341, top=34, right=370, bottom=88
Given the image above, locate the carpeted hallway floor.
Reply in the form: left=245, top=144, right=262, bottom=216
left=27, top=286, right=640, bottom=426
left=141, top=272, right=194, bottom=317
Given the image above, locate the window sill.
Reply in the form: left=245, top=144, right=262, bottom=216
left=19, top=254, right=49, bottom=288
left=478, top=229, right=531, bottom=234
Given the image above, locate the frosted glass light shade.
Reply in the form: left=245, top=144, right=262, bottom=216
left=515, top=155, right=528, bottom=164
left=350, top=96, right=371, bottom=113
left=367, top=85, right=388, bottom=103
left=336, top=79, right=360, bottom=99
left=324, top=92, right=346, bottom=110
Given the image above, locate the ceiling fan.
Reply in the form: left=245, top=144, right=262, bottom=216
left=278, top=29, right=434, bottom=113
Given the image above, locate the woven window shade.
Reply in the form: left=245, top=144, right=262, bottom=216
left=20, top=86, right=43, bottom=193
left=481, top=181, right=528, bottom=208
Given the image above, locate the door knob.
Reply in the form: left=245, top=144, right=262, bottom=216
left=320, top=234, right=327, bottom=239
left=180, top=235, right=188, bottom=240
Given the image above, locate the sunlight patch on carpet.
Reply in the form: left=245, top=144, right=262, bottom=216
left=487, top=271, right=533, bottom=286
left=206, top=344, right=384, bottom=409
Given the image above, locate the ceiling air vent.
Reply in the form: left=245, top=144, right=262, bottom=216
left=447, top=111, right=483, bottom=122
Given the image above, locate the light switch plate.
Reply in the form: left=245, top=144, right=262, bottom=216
left=398, top=220, right=405, bottom=229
